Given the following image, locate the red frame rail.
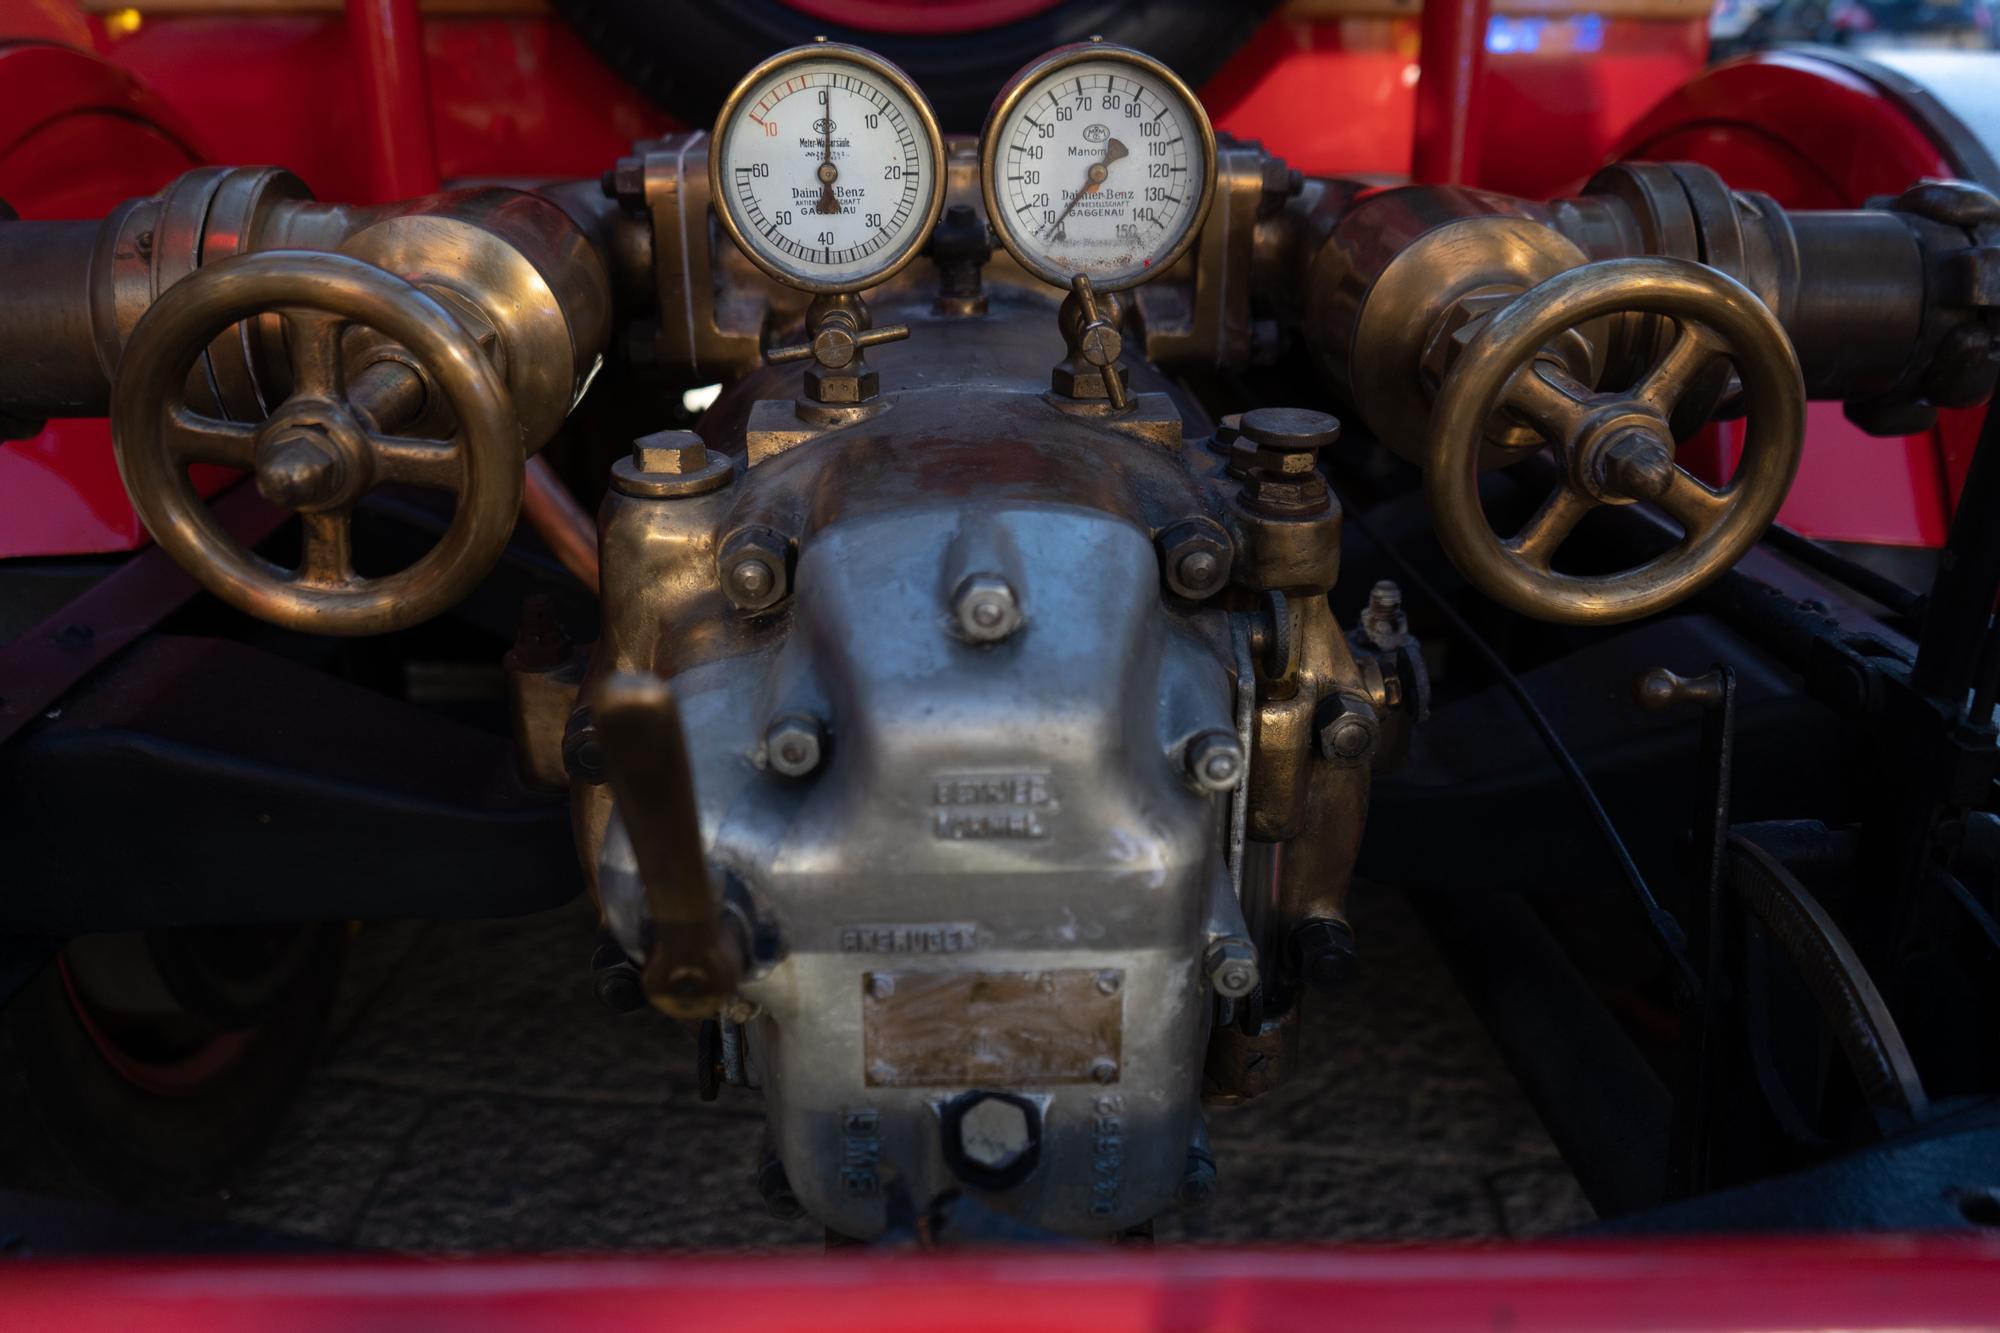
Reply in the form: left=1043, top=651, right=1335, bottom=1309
left=3, top=1239, right=1999, bottom=1331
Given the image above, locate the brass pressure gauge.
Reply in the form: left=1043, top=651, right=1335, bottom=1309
left=710, top=42, right=947, bottom=294
left=979, top=42, right=1217, bottom=292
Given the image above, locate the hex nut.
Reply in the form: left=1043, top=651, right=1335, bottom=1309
left=1292, top=917, right=1357, bottom=995
left=1315, top=692, right=1379, bottom=766
left=765, top=713, right=824, bottom=778
left=958, top=1096, right=1034, bottom=1173
left=1186, top=730, right=1245, bottom=794
left=953, top=572, right=1022, bottom=643
left=1158, top=520, right=1233, bottom=600
left=1204, top=937, right=1260, bottom=998
left=719, top=527, right=790, bottom=613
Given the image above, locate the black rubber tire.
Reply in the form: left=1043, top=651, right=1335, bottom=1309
left=552, top=0, right=1279, bottom=134
left=0, top=925, right=344, bottom=1209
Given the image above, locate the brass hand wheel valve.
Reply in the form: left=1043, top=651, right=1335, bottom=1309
left=112, top=250, right=523, bottom=636
left=1425, top=257, right=1806, bottom=625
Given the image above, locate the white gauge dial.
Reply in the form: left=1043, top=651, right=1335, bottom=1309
left=711, top=46, right=945, bottom=292
left=982, top=47, right=1216, bottom=291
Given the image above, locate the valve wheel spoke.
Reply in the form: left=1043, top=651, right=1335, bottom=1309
left=1502, top=484, right=1596, bottom=571
left=163, top=404, right=260, bottom=469
left=1505, top=360, right=1595, bottom=447
left=369, top=434, right=462, bottom=491
left=1634, top=321, right=1722, bottom=419
left=1655, top=466, right=1731, bottom=538
left=283, top=310, right=346, bottom=399
left=296, top=510, right=356, bottom=588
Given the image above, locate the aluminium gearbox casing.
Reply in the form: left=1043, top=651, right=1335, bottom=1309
left=600, top=497, right=1237, bottom=1236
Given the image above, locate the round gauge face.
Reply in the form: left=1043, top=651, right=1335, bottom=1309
left=711, top=47, right=946, bottom=292
left=982, top=49, right=1216, bottom=291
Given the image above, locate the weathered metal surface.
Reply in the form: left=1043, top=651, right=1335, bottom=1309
left=861, top=970, right=1123, bottom=1088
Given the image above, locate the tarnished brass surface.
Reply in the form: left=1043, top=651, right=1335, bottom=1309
left=338, top=190, right=612, bottom=452
left=1133, top=139, right=1275, bottom=371
left=1327, top=203, right=1598, bottom=464
left=1427, top=256, right=1805, bottom=625
left=594, top=672, right=742, bottom=1019
left=112, top=250, right=523, bottom=635
left=862, top=970, right=1123, bottom=1087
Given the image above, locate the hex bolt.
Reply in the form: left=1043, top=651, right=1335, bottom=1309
left=1176, top=1146, right=1218, bottom=1208
left=867, top=973, right=895, bottom=1000
left=631, top=429, right=709, bottom=475
left=1315, top=692, right=1379, bottom=766
left=718, top=526, right=790, bottom=613
left=1157, top=519, right=1233, bottom=600
left=561, top=708, right=606, bottom=785
left=1186, top=730, right=1245, bottom=793
left=1291, top=917, right=1357, bottom=996
left=953, top=572, right=1022, bottom=643
left=1204, top=937, right=1260, bottom=999
left=1090, top=1058, right=1120, bottom=1085
left=765, top=712, right=825, bottom=778
left=957, top=1096, right=1035, bottom=1174
left=1361, top=579, right=1411, bottom=652
left=1096, top=970, right=1122, bottom=995
left=591, top=940, right=645, bottom=1014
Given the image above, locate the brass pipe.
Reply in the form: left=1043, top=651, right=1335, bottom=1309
left=523, top=456, right=601, bottom=594
left=592, top=672, right=740, bottom=1018
left=348, top=357, right=598, bottom=593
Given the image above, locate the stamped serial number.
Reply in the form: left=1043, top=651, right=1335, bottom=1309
left=931, top=770, right=1056, bottom=840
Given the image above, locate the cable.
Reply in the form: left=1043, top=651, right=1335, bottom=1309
left=1338, top=494, right=1703, bottom=999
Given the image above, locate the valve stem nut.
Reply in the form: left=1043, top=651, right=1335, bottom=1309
left=1204, top=936, right=1260, bottom=998
left=765, top=712, right=826, bottom=778
left=1185, top=730, right=1245, bottom=793
left=719, top=526, right=791, bottom=613
left=1315, top=691, right=1379, bottom=767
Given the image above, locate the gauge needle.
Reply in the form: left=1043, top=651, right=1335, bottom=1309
left=1041, top=137, right=1127, bottom=239
left=816, top=90, right=841, bottom=215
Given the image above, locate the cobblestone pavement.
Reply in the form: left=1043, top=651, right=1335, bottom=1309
left=218, top=887, right=1594, bottom=1251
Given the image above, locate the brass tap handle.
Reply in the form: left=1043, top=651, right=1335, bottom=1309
left=766, top=315, right=910, bottom=369
left=593, top=671, right=742, bottom=1019
left=1069, top=273, right=1128, bottom=410
left=1426, top=256, right=1805, bottom=626
left=111, top=250, right=523, bottom=636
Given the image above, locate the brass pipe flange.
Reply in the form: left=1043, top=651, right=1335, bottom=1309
left=1425, top=256, right=1805, bottom=626
left=112, top=250, right=523, bottom=636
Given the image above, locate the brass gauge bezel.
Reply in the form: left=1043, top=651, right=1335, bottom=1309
left=708, top=42, right=948, bottom=295
left=978, top=41, right=1219, bottom=293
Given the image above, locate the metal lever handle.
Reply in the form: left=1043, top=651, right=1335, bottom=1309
left=1069, top=273, right=1128, bottom=410
left=766, top=317, right=909, bottom=367
left=593, top=671, right=741, bottom=1018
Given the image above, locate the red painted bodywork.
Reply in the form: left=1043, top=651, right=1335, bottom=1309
left=1617, top=50, right=1978, bottom=547
left=2, top=1239, right=1999, bottom=1329
left=0, top=40, right=214, bottom=557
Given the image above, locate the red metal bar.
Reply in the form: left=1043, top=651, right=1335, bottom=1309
left=344, top=0, right=439, bottom=201
left=1412, top=0, right=1492, bottom=184
left=2, top=1239, right=2000, bottom=1332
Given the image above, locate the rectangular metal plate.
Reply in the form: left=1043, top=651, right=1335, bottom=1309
left=861, top=969, right=1122, bottom=1088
